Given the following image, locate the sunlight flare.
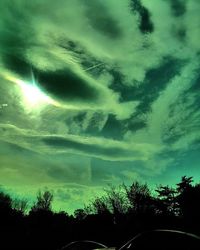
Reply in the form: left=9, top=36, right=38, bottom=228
left=2, top=71, right=60, bottom=108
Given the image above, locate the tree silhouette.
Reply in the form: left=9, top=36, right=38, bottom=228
left=176, top=176, right=193, bottom=217
left=176, top=177, right=200, bottom=230
left=176, top=176, right=193, bottom=193
left=31, top=190, right=53, bottom=212
left=155, top=185, right=177, bottom=215
left=74, top=208, right=87, bottom=220
left=0, top=191, right=12, bottom=212
left=104, top=185, right=128, bottom=216
left=1, top=176, right=200, bottom=249
left=12, top=198, right=29, bottom=214
left=124, top=181, right=154, bottom=215
left=86, top=196, right=110, bottom=215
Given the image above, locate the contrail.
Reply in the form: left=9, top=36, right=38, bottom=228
left=84, top=63, right=105, bottom=72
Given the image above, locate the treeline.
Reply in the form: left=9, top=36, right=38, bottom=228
left=1, top=176, right=200, bottom=249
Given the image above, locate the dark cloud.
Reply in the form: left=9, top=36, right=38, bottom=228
left=168, top=0, right=187, bottom=17
left=63, top=111, right=88, bottom=135
left=100, top=114, right=125, bottom=140
left=0, top=1, right=34, bottom=78
left=58, top=40, right=83, bottom=56
left=55, top=188, right=85, bottom=202
left=58, top=39, right=105, bottom=77
left=0, top=124, right=149, bottom=162
left=73, top=112, right=87, bottom=124
left=83, top=112, right=106, bottom=134
left=111, top=57, right=185, bottom=113
left=162, top=125, right=183, bottom=145
left=3, top=54, right=31, bottom=78
left=36, top=69, right=101, bottom=103
left=136, top=58, right=184, bottom=111
left=162, top=71, right=200, bottom=145
left=127, top=117, right=146, bottom=132
left=108, top=70, right=126, bottom=101
left=73, top=112, right=125, bottom=140
left=48, top=167, right=74, bottom=182
left=47, top=165, right=88, bottom=183
left=84, top=0, right=122, bottom=39
left=173, top=27, right=186, bottom=42
left=98, top=58, right=185, bottom=136
left=86, top=113, right=146, bottom=140
left=42, top=135, right=139, bottom=160
left=106, top=58, right=185, bottom=135
left=188, top=71, right=200, bottom=92
left=0, top=140, right=35, bottom=155
left=91, top=158, right=134, bottom=184
left=130, top=0, right=154, bottom=33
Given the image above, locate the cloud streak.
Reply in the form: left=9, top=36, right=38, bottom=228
left=0, top=123, right=160, bottom=162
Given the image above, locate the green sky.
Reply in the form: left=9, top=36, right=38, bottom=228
left=0, top=0, right=200, bottom=213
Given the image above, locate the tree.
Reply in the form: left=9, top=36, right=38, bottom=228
left=0, top=191, right=12, bottom=213
left=176, top=176, right=200, bottom=222
left=176, top=176, right=193, bottom=217
left=74, top=208, right=87, bottom=220
left=31, top=190, right=53, bottom=212
left=105, top=185, right=128, bottom=216
left=12, top=198, right=29, bottom=214
left=88, top=196, right=111, bottom=215
left=176, top=176, right=193, bottom=193
left=155, top=185, right=177, bottom=215
left=124, top=181, right=153, bottom=215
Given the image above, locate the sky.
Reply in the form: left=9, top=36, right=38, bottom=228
left=0, top=0, right=200, bottom=213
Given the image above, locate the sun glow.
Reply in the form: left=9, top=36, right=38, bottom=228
left=1, top=71, right=84, bottom=111
left=19, top=81, right=52, bottom=106
left=2, top=71, right=60, bottom=108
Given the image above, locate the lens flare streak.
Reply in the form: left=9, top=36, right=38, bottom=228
left=1, top=72, right=60, bottom=107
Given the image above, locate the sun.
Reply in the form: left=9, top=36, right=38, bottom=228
left=2, top=71, right=60, bottom=108
left=18, top=80, right=52, bottom=107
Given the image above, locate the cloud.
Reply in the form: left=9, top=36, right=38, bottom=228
left=83, top=0, right=123, bottom=39
left=53, top=183, right=106, bottom=213
left=36, top=68, right=102, bottom=103
left=0, top=123, right=160, bottom=162
left=167, top=0, right=187, bottom=17
left=0, top=141, right=54, bottom=188
left=130, top=0, right=154, bottom=33
left=47, top=155, right=91, bottom=184
left=124, top=58, right=200, bottom=177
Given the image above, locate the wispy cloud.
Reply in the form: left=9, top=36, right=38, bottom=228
left=0, top=123, right=160, bottom=162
